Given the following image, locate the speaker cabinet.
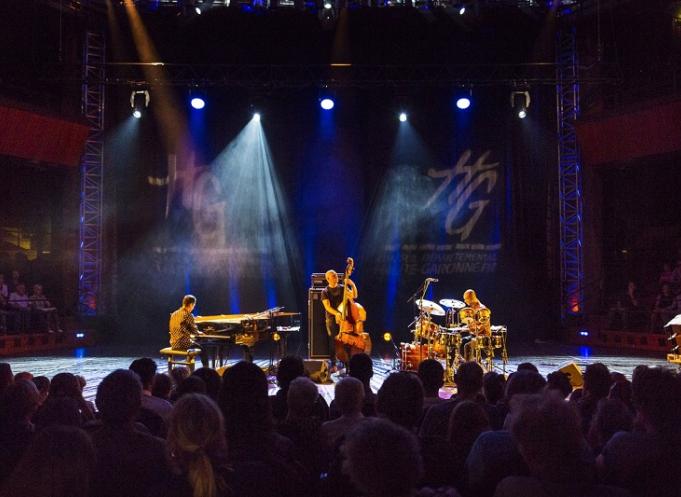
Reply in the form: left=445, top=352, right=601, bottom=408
left=308, top=287, right=331, bottom=358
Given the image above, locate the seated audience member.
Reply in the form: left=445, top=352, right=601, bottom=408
left=169, top=367, right=191, bottom=401
left=418, top=359, right=446, bottom=409
left=577, top=363, right=612, bottom=434
left=495, top=394, right=627, bottom=497
left=658, top=262, right=674, bottom=286
left=29, top=284, right=61, bottom=332
left=0, top=425, right=95, bottom=497
left=447, top=400, right=491, bottom=491
left=376, top=371, right=424, bottom=430
left=8, top=283, right=31, bottom=332
left=192, top=367, right=222, bottom=402
left=343, top=417, right=424, bottom=497
left=598, top=367, right=681, bottom=497
left=650, top=283, right=675, bottom=332
left=130, top=357, right=173, bottom=420
left=219, top=361, right=306, bottom=497
left=175, top=375, right=207, bottom=400
left=420, top=361, right=484, bottom=439
left=483, top=371, right=506, bottom=405
left=0, top=363, right=13, bottom=395
left=587, top=398, right=633, bottom=456
left=330, top=353, right=376, bottom=418
left=277, top=377, right=326, bottom=488
left=608, top=378, right=633, bottom=411
left=33, top=396, right=84, bottom=428
left=152, top=373, right=173, bottom=401
left=546, top=371, right=572, bottom=399
left=321, top=377, right=365, bottom=450
left=271, top=355, right=329, bottom=423
left=608, top=281, right=645, bottom=330
left=0, top=380, right=40, bottom=483
left=161, top=394, right=232, bottom=497
left=0, top=274, right=9, bottom=333
left=14, top=371, right=33, bottom=382
left=9, top=269, right=23, bottom=294
left=516, top=362, right=539, bottom=373
left=49, top=372, right=95, bottom=421
left=32, top=375, right=50, bottom=404
left=90, top=369, right=171, bottom=497
left=76, top=374, right=96, bottom=414
left=465, top=370, right=546, bottom=497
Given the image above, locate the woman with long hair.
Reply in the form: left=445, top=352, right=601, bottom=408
left=165, top=393, right=231, bottom=497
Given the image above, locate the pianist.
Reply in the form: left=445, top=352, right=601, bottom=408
left=169, top=295, right=208, bottom=367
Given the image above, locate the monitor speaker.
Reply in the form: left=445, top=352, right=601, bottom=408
left=308, top=288, right=331, bottom=358
left=557, top=362, right=584, bottom=389
left=304, top=359, right=331, bottom=384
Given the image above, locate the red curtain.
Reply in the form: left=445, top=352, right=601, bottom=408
left=0, top=104, right=90, bottom=167
left=576, top=98, right=681, bottom=167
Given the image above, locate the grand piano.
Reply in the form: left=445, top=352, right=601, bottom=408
left=192, top=307, right=300, bottom=368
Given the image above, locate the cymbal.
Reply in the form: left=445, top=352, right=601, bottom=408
left=439, top=298, right=466, bottom=310
left=415, top=299, right=445, bottom=316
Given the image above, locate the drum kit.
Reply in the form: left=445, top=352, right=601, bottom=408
left=400, top=297, right=508, bottom=383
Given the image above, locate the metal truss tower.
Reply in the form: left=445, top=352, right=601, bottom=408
left=79, top=28, right=105, bottom=316
left=556, top=26, right=584, bottom=322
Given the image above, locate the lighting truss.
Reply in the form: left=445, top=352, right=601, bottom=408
left=556, top=26, right=584, bottom=322
left=79, top=29, right=106, bottom=317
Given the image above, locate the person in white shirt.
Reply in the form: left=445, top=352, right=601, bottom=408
left=9, top=283, right=30, bottom=332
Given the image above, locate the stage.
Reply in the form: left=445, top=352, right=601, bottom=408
left=2, top=341, right=672, bottom=404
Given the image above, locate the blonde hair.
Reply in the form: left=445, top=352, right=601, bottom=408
left=167, top=394, right=229, bottom=497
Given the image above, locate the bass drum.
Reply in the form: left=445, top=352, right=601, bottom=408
left=400, top=343, right=428, bottom=372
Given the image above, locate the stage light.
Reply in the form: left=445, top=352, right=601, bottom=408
left=399, top=112, right=408, bottom=122
left=320, top=97, right=335, bottom=110
left=253, top=112, right=261, bottom=121
left=195, top=6, right=202, bottom=14
left=459, top=5, right=465, bottom=15
left=510, top=90, right=530, bottom=120
left=190, top=97, right=206, bottom=110
left=383, top=332, right=392, bottom=342
left=456, top=96, right=471, bottom=110
left=324, top=1, right=332, bottom=8
left=130, top=89, right=150, bottom=119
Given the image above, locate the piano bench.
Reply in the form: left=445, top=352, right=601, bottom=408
left=160, top=347, right=202, bottom=373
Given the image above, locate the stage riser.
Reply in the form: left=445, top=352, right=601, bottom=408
left=0, top=331, right=94, bottom=356
left=570, top=330, right=669, bottom=353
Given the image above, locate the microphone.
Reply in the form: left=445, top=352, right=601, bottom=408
left=425, top=277, right=439, bottom=283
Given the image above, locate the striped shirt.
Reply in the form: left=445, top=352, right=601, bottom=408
left=169, top=307, right=198, bottom=350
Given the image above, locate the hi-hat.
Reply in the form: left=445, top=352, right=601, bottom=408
left=439, top=298, right=466, bottom=310
left=415, top=299, right=445, bottom=316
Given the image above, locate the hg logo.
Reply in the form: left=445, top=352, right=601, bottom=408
left=425, top=150, right=500, bottom=241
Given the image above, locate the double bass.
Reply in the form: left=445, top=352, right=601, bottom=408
left=335, top=257, right=371, bottom=362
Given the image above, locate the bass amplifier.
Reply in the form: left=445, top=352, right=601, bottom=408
left=308, top=287, right=331, bottom=358
left=310, top=272, right=344, bottom=288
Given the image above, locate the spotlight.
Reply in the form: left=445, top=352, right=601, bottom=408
left=190, top=96, right=206, bottom=110
left=253, top=112, right=261, bottom=122
left=399, top=112, right=408, bottom=122
left=195, top=6, right=202, bottom=14
left=456, top=97, right=471, bottom=110
left=383, top=332, right=392, bottom=342
left=324, top=1, right=332, bottom=8
left=320, top=97, right=335, bottom=110
left=459, top=5, right=465, bottom=15
left=130, top=89, right=150, bottom=119
left=510, top=90, right=531, bottom=120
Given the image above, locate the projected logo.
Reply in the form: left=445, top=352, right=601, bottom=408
left=425, top=150, right=499, bottom=242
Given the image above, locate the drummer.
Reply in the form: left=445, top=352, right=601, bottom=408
left=461, top=289, right=491, bottom=337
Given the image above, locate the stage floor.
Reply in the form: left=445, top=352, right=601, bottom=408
left=2, top=341, right=673, bottom=403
